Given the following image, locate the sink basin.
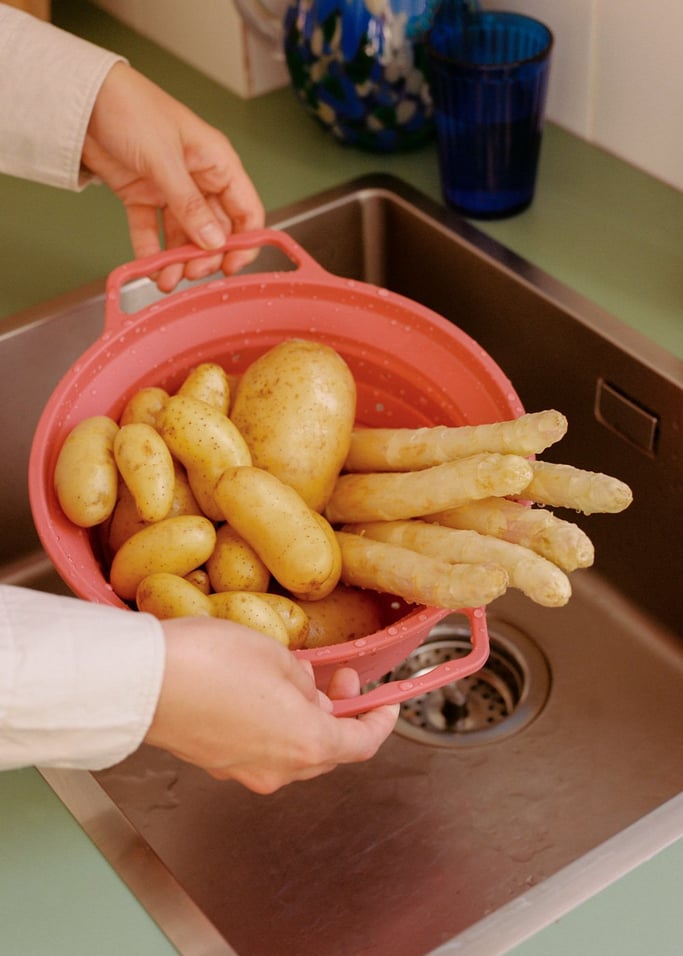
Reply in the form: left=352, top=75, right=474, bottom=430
left=2, top=175, right=682, bottom=955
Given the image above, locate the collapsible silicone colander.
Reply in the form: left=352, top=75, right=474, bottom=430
left=29, top=230, right=524, bottom=716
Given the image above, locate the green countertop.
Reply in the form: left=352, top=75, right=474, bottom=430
left=1, top=2, right=681, bottom=954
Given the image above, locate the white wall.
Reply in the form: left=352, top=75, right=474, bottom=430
left=485, top=0, right=683, bottom=190
left=90, top=0, right=288, bottom=98
left=91, top=0, right=682, bottom=190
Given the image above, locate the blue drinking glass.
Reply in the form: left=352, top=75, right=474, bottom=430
left=427, top=10, right=553, bottom=218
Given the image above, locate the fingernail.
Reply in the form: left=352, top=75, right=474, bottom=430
left=198, top=222, right=225, bottom=250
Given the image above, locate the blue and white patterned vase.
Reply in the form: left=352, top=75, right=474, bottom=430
left=283, top=0, right=439, bottom=152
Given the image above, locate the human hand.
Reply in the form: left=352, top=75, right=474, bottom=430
left=145, top=617, right=399, bottom=793
left=82, top=62, right=264, bottom=291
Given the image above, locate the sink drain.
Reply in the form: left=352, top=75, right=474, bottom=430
left=382, top=614, right=551, bottom=747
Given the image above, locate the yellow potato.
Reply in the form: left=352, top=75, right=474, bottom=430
left=136, top=572, right=213, bottom=619
left=113, top=422, right=175, bottom=523
left=165, top=463, right=203, bottom=519
left=119, top=386, right=169, bottom=429
left=256, top=592, right=310, bottom=649
left=208, top=591, right=290, bottom=646
left=183, top=568, right=211, bottom=594
left=177, top=362, right=231, bottom=414
left=54, top=415, right=119, bottom=528
left=206, top=523, right=271, bottom=593
left=110, top=514, right=216, bottom=601
left=296, top=585, right=383, bottom=648
left=158, top=394, right=251, bottom=520
left=230, top=338, right=356, bottom=512
left=213, top=465, right=341, bottom=601
left=106, top=463, right=202, bottom=556
left=106, top=483, right=148, bottom=555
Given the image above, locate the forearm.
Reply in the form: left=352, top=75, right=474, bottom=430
left=0, top=585, right=164, bottom=770
left=0, top=3, right=124, bottom=190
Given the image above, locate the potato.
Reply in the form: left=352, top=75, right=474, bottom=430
left=54, top=415, right=119, bottom=527
left=296, top=585, right=383, bottom=648
left=214, top=465, right=341, bottom=601
left=230, top=338, right=356, bottom=512
left=106, top=483, right=148, bottom=554
left=158, top=394, right=251, bottom=520
left=119, top=386, right=169, bottom=429
left=110, top=514, right=216, bottom=601
left=256, top=592, right=310, bottom=649
left=113, top=422, right=175, bottom=523
left=183, top=568, right=211, bottom=594
left=136, top=572, right=213, bottom=619
left=206, top=522, right=271, bottom=593
left=177, top=362, right=231, bottom=414
left=209, top=591, right=290, bottom=646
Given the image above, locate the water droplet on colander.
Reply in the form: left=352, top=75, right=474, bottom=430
left=314, top=647, right=332, bottom=657
left=399, top=681, right=414, bottom=691
left=387, top=626, right=398, bottom=636
left=473, top=608, right=484, bottom=618
left=353, top=638, right=367, bottom=648
left=376, top=287, right=390, bottom=297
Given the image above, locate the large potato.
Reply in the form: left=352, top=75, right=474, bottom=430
left=230, top=338, right=356, bottom=513
left=54, top=415, right=119, bottom=528
left=110, top=515, right=216, bottom=601
left=296, top=585, right=383, bottom=648
left=158, top=394, right=251, bottom=520
left=214, top=465, right=341, bottom=601
left=113, top=422, right=175, bottom=523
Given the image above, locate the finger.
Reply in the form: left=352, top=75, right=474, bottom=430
left=153, top=153, right=230, bottom=252
left=326, top=667, right=362, bottom=701
left=332, top=703, right=399, bottom=763
left=126, top=204, right=163, bottom=261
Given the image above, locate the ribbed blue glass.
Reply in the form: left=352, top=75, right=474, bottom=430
left=428, top=11, right=553, bottom=218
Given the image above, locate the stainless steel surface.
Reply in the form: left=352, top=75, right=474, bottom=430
left=2, top=174, right=682, bottom=954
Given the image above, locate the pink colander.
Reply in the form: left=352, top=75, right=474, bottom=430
left=29, top=229, right=524, bottom=716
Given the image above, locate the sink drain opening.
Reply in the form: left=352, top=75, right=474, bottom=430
left=381, top=615, right=551, bottom=748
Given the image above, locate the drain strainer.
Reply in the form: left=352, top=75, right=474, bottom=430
left=382, top=614, right=551, bottom=747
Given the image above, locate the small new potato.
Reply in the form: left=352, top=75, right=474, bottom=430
left=136, top=572, right=213, bottom=619
left=177, top=362, right=231, bottom=414
left=110, top=514, right=216, bottom=601
left=255, top=592, right=310, bottom=649
left=114, top=422, right=175, bottom=522
left=209, top=591, right=290, bottom=646
left=119, top=386, right=169, bottom=429
left=230, top=338, right=356, bottom=512
left=213, top=465, right=341, bottom=601
left=296, top=585, right=383, bottom=648
left=54, top=415, right=119, bottom=528
left=158, top=394, right=251, bottom=520
left=206, top=523, right=271, bottom=593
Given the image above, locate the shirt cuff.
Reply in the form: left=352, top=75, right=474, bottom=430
left=0, top=585, right=165, bottom=771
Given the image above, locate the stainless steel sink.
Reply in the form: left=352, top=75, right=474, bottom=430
left=2, top=175, right=682, bottom=956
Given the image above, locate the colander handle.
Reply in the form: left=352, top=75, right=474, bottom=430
left=104, top=228, right=332, bottom=332
left=330, top=607, right=491, bottom=718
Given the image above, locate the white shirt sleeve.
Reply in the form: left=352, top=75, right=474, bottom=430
left=0, top=3, right=125, bottom=190
left=0, top=585, right=165, bottom=771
